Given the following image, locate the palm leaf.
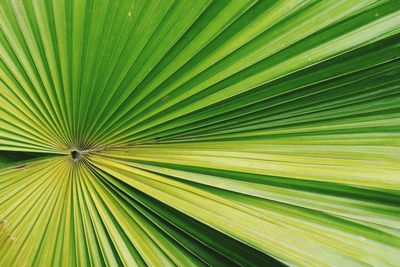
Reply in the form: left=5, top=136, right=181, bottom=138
left=1, top=0, right=400, bottom=266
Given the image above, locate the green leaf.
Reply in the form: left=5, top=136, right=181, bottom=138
left=1, top=1, right=400, bottom=266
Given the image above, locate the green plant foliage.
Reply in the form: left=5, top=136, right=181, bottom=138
left=1, top=1, right=400, bottom=266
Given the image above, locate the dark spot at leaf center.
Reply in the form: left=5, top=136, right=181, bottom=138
left=71, top=151, right=79, bottom=159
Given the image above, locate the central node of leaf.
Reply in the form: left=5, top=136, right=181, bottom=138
left=71, top=150, right=79, bottom=159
